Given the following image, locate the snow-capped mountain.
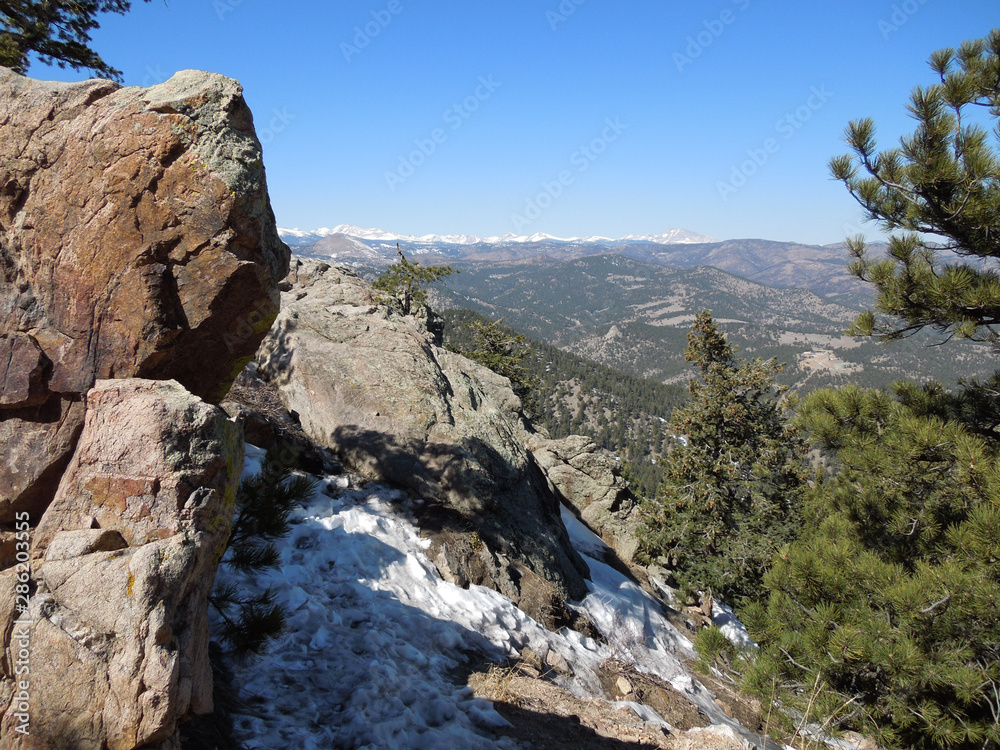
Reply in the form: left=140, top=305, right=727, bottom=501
left=275, top=224, right=877, bottom=301
left=278, top=224, right=716, bottom=248
left=620, top=228, right=717, bottom=244
left=275, top=227, right=342, bottom=246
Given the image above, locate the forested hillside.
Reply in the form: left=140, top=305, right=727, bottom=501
left=640, top=30, right=1000, bottom=750
left=430, top=254, right=994, bottom=392
left=443, top=309, right=686, bottom=498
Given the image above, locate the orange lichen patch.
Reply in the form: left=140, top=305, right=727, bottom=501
left=84, top=475, right=159, bottom=515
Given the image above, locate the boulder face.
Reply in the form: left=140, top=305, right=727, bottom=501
left=0, top=67, right=289, bottom=522
left=528, top=434, right=641, bottom=563
left=257, top=261, right=588, bottom=601
left=0, top=379, right=243, bottom=749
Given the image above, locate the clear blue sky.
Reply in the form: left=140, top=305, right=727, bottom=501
left=23, top=0, right=999, bottom=244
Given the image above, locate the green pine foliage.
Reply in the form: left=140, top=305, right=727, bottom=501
left=741, top=384, right=1000, bottom=750
left=453, top=316, right=540, bottom=414
left=638, top=311, right=806, bottom=603
left=830, top=28, right=1000, bottom=351
left=1, top=1, right=149, bottom=81
left=372, top=246, right=455, bottom=316
left=743, top=32, right=1000, bottom=747
left=693, top=625, right=737, bottom=674
left=211, top=447, right=318, bottom=659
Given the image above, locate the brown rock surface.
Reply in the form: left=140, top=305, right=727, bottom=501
left=0, top=67, right=289, bottom=522
left=0, top=379, right=242, bottom=749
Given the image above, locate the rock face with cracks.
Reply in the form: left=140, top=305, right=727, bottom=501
left=0, top=67, right=287, bottom=749
left=528, top=434, right=641, bottom=563
left=0, top=67, right=289, bottom=523
left=257, top=260, right=589, bottom=602
left=0, top=379, right=243, bottom=749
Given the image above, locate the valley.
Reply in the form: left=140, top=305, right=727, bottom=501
left=286, top=226, right=996, bottom=394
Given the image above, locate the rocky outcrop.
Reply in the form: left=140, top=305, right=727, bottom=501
left=529, top=434, right=641, bottom=562
left=0, top=379, right=242, bottom=749
left=257, top=261, right=588, bottom=601
left=0, top=67, right=287, bottom=749
left=0, top=67, right=289, bottom=523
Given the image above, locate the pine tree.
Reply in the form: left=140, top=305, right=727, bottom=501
left=459, top=316, right=540, bottom=414
left=739, top=31, right=1000, bottom=748
left=1, top=1, right=150, bottom=81
left=741, top=384, right=1000, bottom=750
left=372, top=245, right=455, bottom=316
left=830, top=28, right=1000, bottom=351
left=638, top=311, right=806, bottom=604
left=211, top=447, right=318, bottom=659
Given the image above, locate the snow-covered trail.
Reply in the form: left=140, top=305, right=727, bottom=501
left=223, top=445, right=759, bottom=748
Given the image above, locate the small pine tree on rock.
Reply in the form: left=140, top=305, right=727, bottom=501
left=372, top=245, right=455, bottom=316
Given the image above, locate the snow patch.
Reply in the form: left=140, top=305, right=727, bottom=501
left=224, top=446, right=762, bottom=747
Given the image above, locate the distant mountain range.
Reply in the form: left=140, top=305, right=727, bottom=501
left=277, top=224, right=717, bottom=248
left=279, top=224, right=874, bottom=303
left=431, top=254, right=995, bottom=391
left=276, top=225, right=991, bottom=390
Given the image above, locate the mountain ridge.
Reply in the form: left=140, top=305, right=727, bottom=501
left=278, top=224, right=717, bottom=247
left=281, top=224, right=877, bottom=303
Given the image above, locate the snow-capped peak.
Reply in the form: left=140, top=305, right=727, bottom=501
left=278, top=224, right=715, bottom=247
left=620, top=228, right=716, bottom=244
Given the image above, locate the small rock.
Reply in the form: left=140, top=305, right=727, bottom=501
left=517, top=663, right=540, bottom=679
left=616, top=676, right=634, bottom=696
left=520, top=646, right=544, bottom=672
left=545, top=649, right=573, bottom=675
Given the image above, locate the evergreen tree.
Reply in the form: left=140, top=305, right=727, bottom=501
left=830, top=28, right=1000, bottom=351
left=211, top=447, right=318, bottom=659
left=740, top=32, right=1000, bottom=748
left=742, top=384, right=1000, bottom=750
left=458, top=316, right=539, bottom=414
left=1, top=1, right=150, bottom=81
left=372, top=245, right=455, bottom=316
left=638, top=311, right=806, bottom=603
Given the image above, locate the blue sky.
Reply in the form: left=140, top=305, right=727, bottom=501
left=23, top=0, right=999, bottom=244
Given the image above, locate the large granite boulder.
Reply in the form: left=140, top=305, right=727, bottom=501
left=0, top=379, right=242, bottom=749
left=0, top=67, right=289, bottom=523
left=257, top=261, right=588, bottom=601
left=529, top=434, right=641, bottom=563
